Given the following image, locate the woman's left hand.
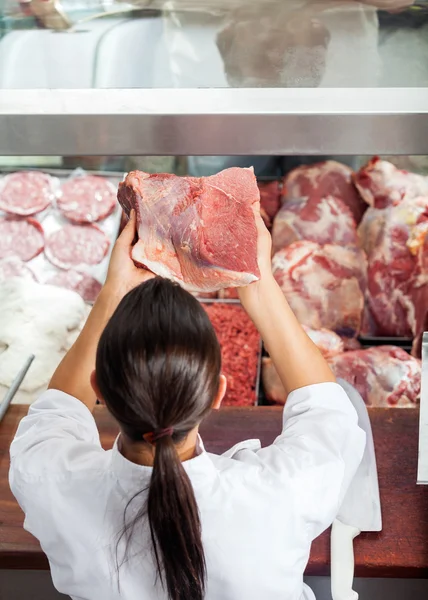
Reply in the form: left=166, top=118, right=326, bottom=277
left=104, top=210, right=155, bottom=301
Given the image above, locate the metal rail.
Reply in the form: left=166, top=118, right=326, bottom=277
left=1, top=88, right=428, bottom=156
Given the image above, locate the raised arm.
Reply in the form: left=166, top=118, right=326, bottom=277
left=48, top=211, right=154, bottom=410
left=239, top=210, right=335, bottom=396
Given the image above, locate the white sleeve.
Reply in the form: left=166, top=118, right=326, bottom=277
left=249, top=382, right=365, bottom=541
left=9, top=389, right=102, bottom=499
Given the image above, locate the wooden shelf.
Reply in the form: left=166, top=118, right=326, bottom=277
left=1, top=405, right=428, bottom=576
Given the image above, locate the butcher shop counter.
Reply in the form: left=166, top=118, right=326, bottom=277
left=1, top=404, right=428, bottom=577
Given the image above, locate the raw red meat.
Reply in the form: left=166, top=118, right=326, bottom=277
left=328, top=346, right=420, bottom=407
left=283, top=161, right=366, bottom=223
left=46, top=270, right=102, bottom=303
left=0, top=257, right=37, bottom=282
left=45, top=224, right=110, bottom=270
left=272, top=241, right=367, bottom=336
left=203, top=303, right=260, bottom=407
left=0, top=171, right=57, bottom=216
left=272, top=195, right=358, bottom=254
left=0, top=217, right=44, bottom=261
left=362, top=198, right=428, bottom=340
left=218, top=287, right=239, bottom=300
left=118, top=168, right=260, bottom=293
left=354, top=157, right=428, bottom=209
left=262, top=326, right=344, bottom=404
left=58, top=175, right=117, bottom=224
left=258, top=181, right=281, bottom=228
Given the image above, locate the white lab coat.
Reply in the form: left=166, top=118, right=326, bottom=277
left=9, top=382, right=365, bottom=600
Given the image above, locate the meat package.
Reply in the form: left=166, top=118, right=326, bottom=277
left=117, top=168, right=260, bottom=293
left=203, top=303, right=260, bottom=407
left=263, top=342, right=420, bottom=408
left=283, top=160, right=366, bottom=224
left=328, top=346, right=420, bottom=408
left=272, top=241, right=367, bottom=336
left=272, top=195, right=358, bottom=254
left=354, top=157, right=428, bottom=209
left=359, top=195, right=428, bottom=355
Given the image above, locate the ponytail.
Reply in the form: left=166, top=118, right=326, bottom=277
left=148, top=436, right=206, bottom=600
left=96, top=278, right=222, bottom=600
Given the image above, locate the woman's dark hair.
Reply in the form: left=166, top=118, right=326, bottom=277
left=96, top=277, right=221, bottom=600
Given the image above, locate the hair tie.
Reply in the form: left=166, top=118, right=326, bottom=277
left=143, top=427, right=174, bottom=445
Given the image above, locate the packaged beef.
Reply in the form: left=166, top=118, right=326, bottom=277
left=58, top=174, right=117, bottom=224
left=264, top=345, right=420, bottom=408
left=0, top=257, right=37, bottom=283
left=262, top=326, right=344, bottom=404
left=272, top=241, right=367, bottom=336
left=328, top=346, right=420, bottom=407
left=354, top=157, right=428, bottom=209
left=0, top=217, right=44, bottom=261
left=272, top=195, right=358, bottom=254
left=203, top=304, right=260, bottom=407
left=45, top=224, right=110, bottom=270
left=0, top=171, right=58, bottom=216
left=46, top=270, right=102, bottom=304
left=118, top=168, right=260, bottom=293
left=258, top=181, right=281, bottom=228
left=283, top=160, right=366, bottom=223
left=359, top=197, right=428, bottom=347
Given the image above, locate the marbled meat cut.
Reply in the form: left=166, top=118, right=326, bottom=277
left=203, top=303, right=260, bottom=406
left=354, top=157, right=428, bottom=209
left=118, top=168, right=260, bottom=293
left=0, top=217, right=44, bottom=261
left=45, top=224, right=110, bottom=270
left=258, top=181, right=281, bottom=228
left=271, top=195, right=358, bottom=254
left=0, top=171, right=57, bottom=216
left=360, top=197, right=428, bottom=345
left=0, top=257, right=37, bottom=282
left=283, top=161, right=366, bottom=223
left=328, top=346, right=420, bottom=407
left=272, top=241, right=367, bottom=336
left=46, top=270, right=102, bottom=303
left=262, top=326, right=344, bottom=404
left=58, top=175, right=117, bottom=224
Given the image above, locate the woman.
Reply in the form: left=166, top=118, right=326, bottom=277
left=9, top=209, right=365, bottom=600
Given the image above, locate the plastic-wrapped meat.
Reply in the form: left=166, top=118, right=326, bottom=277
left=361, top=197, right=428, bottom=342
left=258, top=181, right=281, bottom=228
left=328, top=346, right=420, bottom=407
left=0, top=171, right=58, bottom=216
left=272, top=195, right=358, bottom=254
left=283, top=160, right=366, bottom=223
left=0, top=217, right=44, bottom=261
left=203, top=304, right=260, bottom=407
left=262, top=326, right=344, bottom=404
left=46, top=270, right=102, bottom=304
left=272, top=241, right=367, bottom=336
left=354, top=157, right=428, bottom=209
left=0, top=257, right=37, bottom=283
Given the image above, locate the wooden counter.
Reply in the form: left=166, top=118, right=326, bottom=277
left=1, top=405, right=428, bottom=577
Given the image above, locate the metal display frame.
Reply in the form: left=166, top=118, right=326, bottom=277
left=1, top=87, right=428, bottom=156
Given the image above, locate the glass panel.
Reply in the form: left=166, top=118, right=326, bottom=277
left=1, top=1, right=428, bottom=89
